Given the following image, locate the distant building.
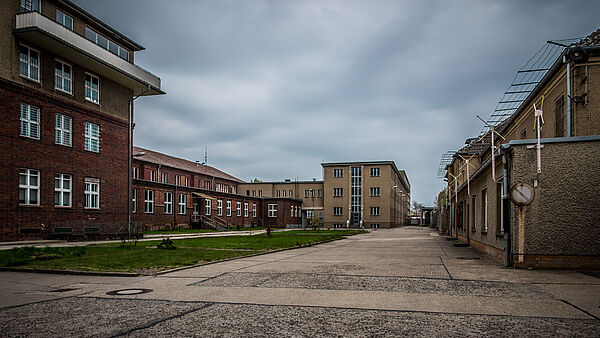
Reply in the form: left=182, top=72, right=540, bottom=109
left=239, top=161, right=410, bottom=229
left=443, top=29, right=600, bottom=269
left=0, top=0, right=163, bottom=240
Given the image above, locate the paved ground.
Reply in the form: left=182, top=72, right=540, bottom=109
left=0, top=226, right=598, bottom=336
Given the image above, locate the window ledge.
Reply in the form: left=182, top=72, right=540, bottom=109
left=54, top=206, right=73, bottom=209
left=19, top=204, right=42, bottom=208
left=496, top=232, right=505, bottom=238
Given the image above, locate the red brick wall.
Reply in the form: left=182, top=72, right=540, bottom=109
left=263, top=198, right=303, bottom=228
left=0, top=80, right=129, bottom=240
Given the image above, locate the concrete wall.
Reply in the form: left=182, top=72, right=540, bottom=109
left=509, top=139, right=600, bottom=268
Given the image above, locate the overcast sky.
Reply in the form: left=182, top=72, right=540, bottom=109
left=76, top=0, right=598, bottom=205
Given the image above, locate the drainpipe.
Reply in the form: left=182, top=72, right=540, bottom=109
left=501, top=144, right=511, bottom=267
left=564, top=55, right=572, bottom=137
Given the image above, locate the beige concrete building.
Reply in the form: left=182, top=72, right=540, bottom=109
left=238, top=161, right=410, bottom=229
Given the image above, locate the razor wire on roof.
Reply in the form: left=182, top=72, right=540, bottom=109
left=479, top=37, right=582, bottom=136
left=437, top=151, right=455, bottom=178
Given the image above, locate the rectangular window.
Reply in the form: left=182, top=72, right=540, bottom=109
left=370, top=187, right=380, bottom=197
left=144, top=190, right=154, bottom=213
left=84, top=122, right=100, bottom=152
left=333, top=207, right=343, bottom=216
left=471, top=196, right=477, bottom=230
left=307, top=210, right=314, bottom=219
left=244, top=202, right=249, bottom=217
left=268, top=204, right=277, bottom=217
left=482, top=188, right=488, bottom=232
left=21, top=0, right=40, bottom=12
left=217, top=199, right=223, bottom=216
left=54, top=173, right=71, bottom=207
left=333, top=223, right=343, bottom=228
left=56, top=9, right=73, bottom=30
left=54, top=60, right=72, bottom=93
left=282, top=190, right=286, bottom=197
left=370, top=168, right=380, bottom=177
left=179, top=194, right=186, bottom=214
left=252, top=204, right=256, bottom=217
left=318, top=189, right=322, bottom=197
left=258, top=190, right=262, bottom=197
left=19, top=169, right=40, bottom=205
left=237, top=202, right=241, bottom=216
left=84, top=178, right=99, bottom=209
left=276, top=190, right=281, bottom=197
left=20, top=103, right=40, bottom=139
left=132, top=188, right=137, bottom=213
left=304, top=189, right=309, bottom=198
left=19, top=45, right=39, bottom=81
left=370, top=223, right=380, bottom=229
left=290, top=205, right=294, bottom=217
left=164, top=192, right=172, bottom=214
left=227, top=200, right=232, bottom=216
left=333, top=188, right=343, bottom=197
left=175, top=175, right=181, bottom=186
left=288, top=190, right=292, bottom=198
left=310, top=189, right=315, bottom=197
left=370, top=207, right=380, bottom=216
left=251, top=190, right=256, bottom=197
left=205, top=199, right=211, bottom=215
left=55, top=114, right=72, bottom=146
left=555, top=95, right=565, bottom=137
left=160, top=172, right=167, bottom=183
left=84, top=73, right=99, bottom=104
left=185, top=177, right=189, bottom=187
left=333, top=169, right=343, bottom=178
left=85, top=27, right=129, bottom=61
left=133, top=167, right=139, bottom=179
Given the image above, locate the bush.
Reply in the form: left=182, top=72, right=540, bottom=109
left=157, top=238, right=177, bottom=250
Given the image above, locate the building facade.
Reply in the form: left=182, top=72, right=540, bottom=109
left=443, top=29, right=600, bottom=269
left=132, top=147, right=302, bottom=231
left=239, top=161, right=410, bottom=229
left=0, top=0, right=163, bottom=240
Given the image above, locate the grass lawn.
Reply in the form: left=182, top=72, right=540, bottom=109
left=141, top=228, right=217, bottom=235
left=0, top=230, right=365, bottom=274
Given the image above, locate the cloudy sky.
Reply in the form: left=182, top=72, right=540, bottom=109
left=76, top=0, right=598, bottom=205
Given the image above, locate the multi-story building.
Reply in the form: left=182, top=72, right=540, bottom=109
left=239, top=161, right=410, bottom=229
left=132, top=147, right=302, bottom=231
left=443, top=29, right=600, bottom=269
left=0, top=0, right=163, bottom=240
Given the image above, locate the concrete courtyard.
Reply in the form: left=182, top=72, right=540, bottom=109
left=0, top=226, right=598, bottom=336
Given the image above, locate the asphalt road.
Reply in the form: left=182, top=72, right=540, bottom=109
left=1, top=226, right=598, bottom=337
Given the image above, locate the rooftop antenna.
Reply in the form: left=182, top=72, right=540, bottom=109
left=477, top=115, right=506, bottom=182
left=203, top=146, right=207, bottom=165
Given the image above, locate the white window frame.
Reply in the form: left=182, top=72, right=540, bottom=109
left=144, top=190, right=154, bottom=213
left=370, top=207, right=380, bottom=216
left=179, top=194, right=186, bottom=214
left=307, top=210, right=313, bottom=219
left=133, top=167, right=139, bottom=179
left=333, top=188, right=343, bottom=197
left=276, top=190, right=281, bottom=197
left=218, top=199, right=223, bottom=216
left=282, top=190, right=286, bottom=197
left=20, top=103, right=40, bottom=139
left=205, top=199, right=212, bottom=216
left=288, top=190, right=292, bottom=198
left=84, top=122, right=100, bottom=152
left=290, top=205, right=294, bottom=217
left=55, top=113, right=72, bottom=147
left=84, top=178, right=100, bottom=209
left=185, top=177, right=189, bottom=187
left=19, top=45, right=39, bottom=82
left=310, top=189, right=315, bottom=198
left=19, top=168, right=40, bottom=205
left=305, top=190, right=309, bottom=198
left=333, top=207, right=342, bottom=216
left=370, top=223, right=380, bottom=229
left=370, top=187, right=380, bottom=197
left=333, top=169, right=343, bottom=178
left=175, top=175, right=181, bottom=186
left=252, top=203, right=256, bottom=217
left=21, top=0, right=41, bottom=12
left=244, top=202, right=249, bottom=217
left=54, top=60, right=72, bottom=94
left=160, top=172, right=167, bottom=183
left=164, top=192, right=172, bottom=214
left=268, top=204, right=277, bottom=218
left=483, top=189, right=488, bottom=232
left=370, top=168, right=380, bottom=177
left=318, top=189, right=322, bottom=198
left=56, top=9, right=73, bottom=30
left=227, top=200, right=232, bottom=216
left=54, top=173, right=72, bottom=207
left=237, top=202, right=241, bottom=216
left=132, top=188, right=137, bottom=213
left=84, top=73, right=100, bottom=104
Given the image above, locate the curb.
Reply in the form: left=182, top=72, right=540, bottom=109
left=0, top=266, right=140, bottom=277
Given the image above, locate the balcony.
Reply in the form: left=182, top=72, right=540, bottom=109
left=14, top=11, right=164, bottom=96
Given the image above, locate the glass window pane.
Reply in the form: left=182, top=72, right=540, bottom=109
left=55, top=191, right=60, bottom=205
left=85, top=27, right=95, bottom=42
left=19, top=189, right=26, bottom=203
left=30, top=190, right=38, bottom=204
left=65, top=16, right=73, bottom=30
left=64, top=192, right=70, bottom=206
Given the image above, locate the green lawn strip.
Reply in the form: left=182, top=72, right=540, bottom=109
left=141, top=228, right=217, bottom=235
left=282, top=230, right=367, bottom=235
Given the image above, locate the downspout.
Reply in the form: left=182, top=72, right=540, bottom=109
left=501, top=144, right=511, bottom=267
left=128, top=85, right=150, bottom=238
left=564, top=55, right=572, bottom=137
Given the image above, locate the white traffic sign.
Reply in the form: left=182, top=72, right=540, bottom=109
left=509, top=183, right=535, bottom=206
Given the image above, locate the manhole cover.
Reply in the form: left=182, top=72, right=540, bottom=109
left=49, top=288, right=78, bottom=293
left=106, top=288, right=153, bottom=296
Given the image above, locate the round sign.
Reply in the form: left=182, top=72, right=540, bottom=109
left=509, top=183, right=535, bottom=206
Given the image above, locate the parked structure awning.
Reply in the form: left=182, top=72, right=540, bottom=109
left=192, top=192, right=216, bottom=200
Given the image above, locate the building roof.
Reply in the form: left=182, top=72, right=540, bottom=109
left=240, top=180, right=324, bottom=185
left=133, top=146, right=244, bottom=183
left=573, top=28, right=600, bottom=47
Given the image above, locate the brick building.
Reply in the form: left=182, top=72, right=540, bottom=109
left=239, top=161, right=411, bottom=229
left=443, top=29, right=600, bottom=269
left=131, top=147, right=302, bottom=231
left=0, top=0, right=163, bottom=240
